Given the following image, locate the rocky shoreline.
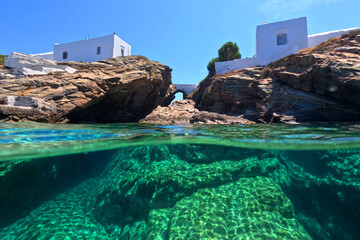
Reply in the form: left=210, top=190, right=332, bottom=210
left=1, top=30, right=359, bottom=124
left=140, top=99, right=254, bottom=124
left=191, top=30, right=360, bottom=124
left=0, top=55, right=173, bottom=123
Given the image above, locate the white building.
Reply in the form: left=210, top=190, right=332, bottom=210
left=308, top=27, right=359, bottom=48
left=32, top=33, right=131, bottom=62
left=215, top=17, right=358, bottom=74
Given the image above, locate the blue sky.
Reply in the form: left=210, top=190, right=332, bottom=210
left=1, top=0, right=359, bottom=85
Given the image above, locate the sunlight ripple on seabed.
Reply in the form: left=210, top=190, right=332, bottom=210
left=0, top=123, right=359, bottom=239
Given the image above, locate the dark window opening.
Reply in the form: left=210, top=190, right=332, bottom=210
left=97, top=46, right=101, bottom=55
left=277, top=33, right=288, bottom=46
left=63, top=51, right=68, bottom=59
left=121, top=49, right=125, bottom=57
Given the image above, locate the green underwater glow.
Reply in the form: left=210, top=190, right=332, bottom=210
left=0, top=123, right=359, bottom=239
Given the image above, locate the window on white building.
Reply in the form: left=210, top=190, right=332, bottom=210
left=277, top=33, right=288, bottom=46
left=63, top=51, right=68, bottom=59
left=97, top=46, right=101, bottom=55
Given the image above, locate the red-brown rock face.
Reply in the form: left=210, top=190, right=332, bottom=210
left=192, top=30, right=360, bottom=123
left=140, top=99, right=254, bottom=124
left=0, top=56, right=173, bottom=123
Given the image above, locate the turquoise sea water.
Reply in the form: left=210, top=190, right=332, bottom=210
left=0, top=122, right=360, bottom=239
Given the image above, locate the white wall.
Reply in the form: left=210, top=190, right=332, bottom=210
left=260, top=45, right=299, bottom=66
left=215, top=17, right=310, bottom=74
left=31, top=52, right=54, bottom=60
left=256, top=17, right=308, bottom=65
left=4, top=52, right=76, bottom=75
left=54, top=34, right=131, bottom=62
left=54, top=35, right=114, bottom=62
left=215, top=57, right=258, bottom=74
left=174, top=84, right=198, bottom=95
left=308, top=28, right=359, bottom=48
left=213, top=17, right=359, bottom=74
left=5, top=52, right=57, bottom=68
left=113, top=35, right=131, bottom=57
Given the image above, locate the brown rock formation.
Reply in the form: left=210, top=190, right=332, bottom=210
left=140, top=99, right=254, bottom=124
left=192, top=30, right=360, bottom=123
left=0, top=56, right=173, bottom=123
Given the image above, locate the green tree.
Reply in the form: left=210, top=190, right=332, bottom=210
left=207, top=57, right=219, bottom=72
left=0, top=55, right=6, bottom=65
left=207, top=42, right=241, bottom=72
left=218, top=42, right=241, bottom=62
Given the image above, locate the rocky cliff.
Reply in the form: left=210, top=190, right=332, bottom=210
left=0, top=56, right=173, bottom=123
left=140, top=99, right=254, bottom=124
left=2, top=30, right=360, bottom=124
left=191, top=30, right=360, bottom=123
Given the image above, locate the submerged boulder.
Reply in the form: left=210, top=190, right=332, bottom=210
left=162, top=177, right=311, bottom=240
left=0, top=145, right=308, bottom=239
left=2, top=144, right=360, bottom=239
left=0, top=151, right=111, bottom=229
left=0, top=180, right=112, bottom=240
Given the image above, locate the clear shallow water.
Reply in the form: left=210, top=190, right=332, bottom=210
left=1, top=122, right=360, bottom=161
left=0, top=123, right=360, bottom=239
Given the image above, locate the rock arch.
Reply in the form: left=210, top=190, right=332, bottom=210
left=172, top=89, right=188, bottom=99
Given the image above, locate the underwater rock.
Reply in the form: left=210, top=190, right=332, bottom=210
left=81, top=145, right=360, bottom=239
left=278, top=150, right=360, bottom=240
left=110, top=176, right=311, bottom=239
left=0, top=151, right=111, bottom=228
left=0, top=179, right=113, bottom=240
left=82, top=145, right=291, bottom=233
left=0, top=163, right=308, bottom=239
left=162, top=177, right=311, bottom=239
left=4, top=143, right=360, bottom=239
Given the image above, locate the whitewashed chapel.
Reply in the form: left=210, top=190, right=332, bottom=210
left=33, top=33, right=131, bottom=62
left=216, top=17, right=358, bottom=74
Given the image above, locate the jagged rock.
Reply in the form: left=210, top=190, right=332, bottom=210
left=192, top=30, right=360, bottom=123
left=335, top=46, right=360, bottom=54
left=192, top=68, right=265, bottom=121
left=0, top=56, right=173, bottom=123
left=141, top=99, right=254, bottom=124
left=0, top=95, right=58, bottom=122
left=0, top=73, right=15, bottom=79
left=4, top=52, right=76, bottom=76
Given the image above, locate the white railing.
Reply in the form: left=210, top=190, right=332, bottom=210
left=215, top=46, right=300, bottom=74
left=215, top=57, right=258, bottom=74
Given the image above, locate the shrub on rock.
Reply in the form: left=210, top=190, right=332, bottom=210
left=207, top=42, right=241, bottom=72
